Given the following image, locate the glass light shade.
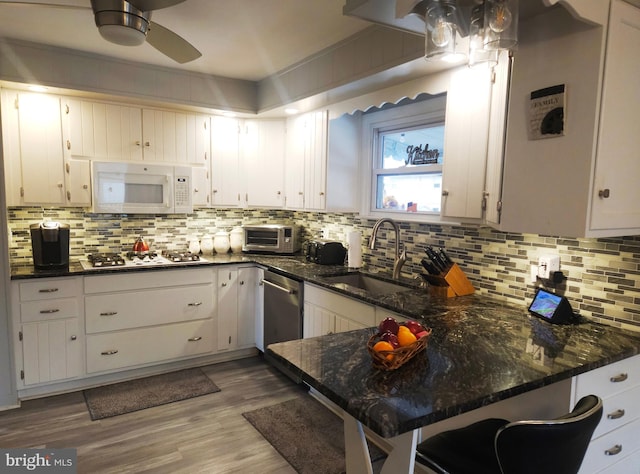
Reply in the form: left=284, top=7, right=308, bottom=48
left=468, top=3, right=499, bottom=67
left=484, top=0, right=518, bottom=50
left=425, top=1, right=457, bottom=60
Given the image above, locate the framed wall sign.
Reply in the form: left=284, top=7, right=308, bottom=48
left=528, top=84, right=566, bottom=140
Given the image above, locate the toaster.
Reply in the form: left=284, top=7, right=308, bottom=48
left=304, top=240, right=347, bottom=265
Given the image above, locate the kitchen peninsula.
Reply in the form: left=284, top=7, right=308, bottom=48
left=266, top=298, right=640, bottom=474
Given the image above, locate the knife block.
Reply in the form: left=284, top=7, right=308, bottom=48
left=423, top=263, right=475, bottom=298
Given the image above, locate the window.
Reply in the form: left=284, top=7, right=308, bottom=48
left=363, top=95, right=447, bottom=217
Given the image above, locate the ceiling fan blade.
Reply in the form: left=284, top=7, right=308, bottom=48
left=146, top=20, right=201, bottom=64
left=0, top=1, right=88, bottom=10
left=127, top=0, right=185, bottom=11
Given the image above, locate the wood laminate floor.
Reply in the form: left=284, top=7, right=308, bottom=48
left=0, top=357, right=310, bottom=474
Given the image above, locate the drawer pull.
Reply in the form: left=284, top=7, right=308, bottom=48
left=38, top=288, right=59, bottom=293
left=100, top=312, right=118, bottom=316
left=188, top=302, right=203, bottom=307
left=39, top=309, right=60, bottom=314
left=188, top=336, right=202, bottom=342
left=604, top=444, right=622, bottom=456
left=610, top=373, right=628, bottom=383
left=70, top=335, right=77, bottom=341
left=607, top=409, right=625, bottom=420
left=101, top=350, right=118, bottom=356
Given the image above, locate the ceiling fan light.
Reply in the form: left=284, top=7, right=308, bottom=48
left=98, top=24, right=146, bottom=46
left=93, top=5, right=151, bottom=47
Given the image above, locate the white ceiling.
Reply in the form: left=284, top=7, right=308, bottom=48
left=0, top=0, right=373, bottom=82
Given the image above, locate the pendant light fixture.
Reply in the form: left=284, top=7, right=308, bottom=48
left=484, top=0, right=518, bottom=50
left=468, top=2, right=499, bottom=67
left=424, top=0, right=466, bottom=63
left=412, top=0, right=518, bottom=65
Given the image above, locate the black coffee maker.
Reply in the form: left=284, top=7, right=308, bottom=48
left=30, top=222, right=70, bottom=269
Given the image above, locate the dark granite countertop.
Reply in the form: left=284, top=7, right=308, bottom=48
left=13, top=253, right=640, bottom=439
left=266, top=313, right=640, bottom=438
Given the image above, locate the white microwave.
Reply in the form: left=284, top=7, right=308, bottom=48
left=92, top=161, right=192, bottom=214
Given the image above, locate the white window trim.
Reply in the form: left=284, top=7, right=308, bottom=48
left=359, top=96, right=448, bottom=222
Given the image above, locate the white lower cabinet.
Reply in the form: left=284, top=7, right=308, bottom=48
left=11, top=277, right=84, bottom=387
left=86, top=319, right=215, bottom=373
left=84, top=268, right=216, bottom=374
left=217, top=266, right=259, bottom=351
left=303, top=284, right=375, bottom=338
left=573, top=354, right=640, bottom=473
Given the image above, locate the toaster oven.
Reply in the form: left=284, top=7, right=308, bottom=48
left=242, top=224, right=300, bottom=254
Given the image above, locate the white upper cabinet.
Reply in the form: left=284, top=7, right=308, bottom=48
left=63, top=98, right=143, bottom=161
left=441, top=65, right=492, bottom=220
left=496, top=0, right=640, bottom=237
left=64, top=98, right=210, bottom=164
left=242, top=119, right=286, bottom=208
left=16, top=92, right=65, bottom=205
left=141, top=109, right=209, bottom=164
left=1, top=90, right=90, bottom=207
left=211, top=115, right=243, bottom=207
left=589, top=0, right=640, bottom=232
left=285, top=111, right=328, bottom=210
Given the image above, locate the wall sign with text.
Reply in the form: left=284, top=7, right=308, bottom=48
left=528, top=84, right=566, bottom=140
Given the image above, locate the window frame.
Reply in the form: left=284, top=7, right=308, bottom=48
left=360, top=95, right=447, bottom=221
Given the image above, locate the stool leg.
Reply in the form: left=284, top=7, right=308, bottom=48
left=344, top=415, right=373, bottom=474
left=380, top=429, right=419, bottom=474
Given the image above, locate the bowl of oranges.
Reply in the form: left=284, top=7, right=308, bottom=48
left=367, top=317, right=432, bottom=371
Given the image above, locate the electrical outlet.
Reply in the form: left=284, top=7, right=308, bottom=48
left=530, top=265, right=539, bottom=283
left=538, top=255, right=560, bottom=279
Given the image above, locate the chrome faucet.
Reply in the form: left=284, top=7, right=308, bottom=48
left=369, top=218, right=407, bottom=280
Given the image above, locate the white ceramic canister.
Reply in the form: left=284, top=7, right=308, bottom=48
left=230, top=227, right=244, bottom=253
left=200, top=235, right=214, bottom=255
left=213, top=231, right=230, bottom=254
left=188, top=238, right=201, bottom=254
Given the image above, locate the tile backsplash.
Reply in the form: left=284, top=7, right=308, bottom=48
left=9, top=206, right=640, bottom=332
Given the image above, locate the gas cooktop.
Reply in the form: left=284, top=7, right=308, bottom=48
left=80, top=251, right=208, bottom=271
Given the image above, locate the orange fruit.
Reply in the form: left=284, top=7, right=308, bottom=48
left=397, top=326, right=417, bottom=347
left=373, top=340, right=395, bottom=361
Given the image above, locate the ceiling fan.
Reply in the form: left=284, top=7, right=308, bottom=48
left=0, top=0, right=202, bottom=64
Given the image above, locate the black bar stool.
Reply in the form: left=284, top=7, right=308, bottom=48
left=415, top=394, right=603, bottom=474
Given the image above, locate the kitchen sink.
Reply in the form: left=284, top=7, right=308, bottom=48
left=322, top=273, right=411, bottom=295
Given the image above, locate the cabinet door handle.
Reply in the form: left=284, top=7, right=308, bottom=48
left=39, top=309, right=60, bottom=314
left=607, top=409, right=625, bottom=420
left=604, top=444, right=622, bottom=456
left=240, top=280, right=245, bottom=285
left=188, top=336, right=202, bottom=342
left=70, top=335, right=77, bottom=341
left=598, top=188, right=611, bottom=198
left=442, top=190, right=449, bottom=196
left=100, top=312, right=118, bottom=316
left=101, top=350, right=118, bottom=356
left=610, top=373, right=628, bottom=383
left=38, top=288, right=59, bottom=293
left=188, top=302, right=202, bottom=307
left=221, top=282, right=227, bottom=287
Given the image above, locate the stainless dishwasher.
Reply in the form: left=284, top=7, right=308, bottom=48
left=262, top=270, right=303, bottom=348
